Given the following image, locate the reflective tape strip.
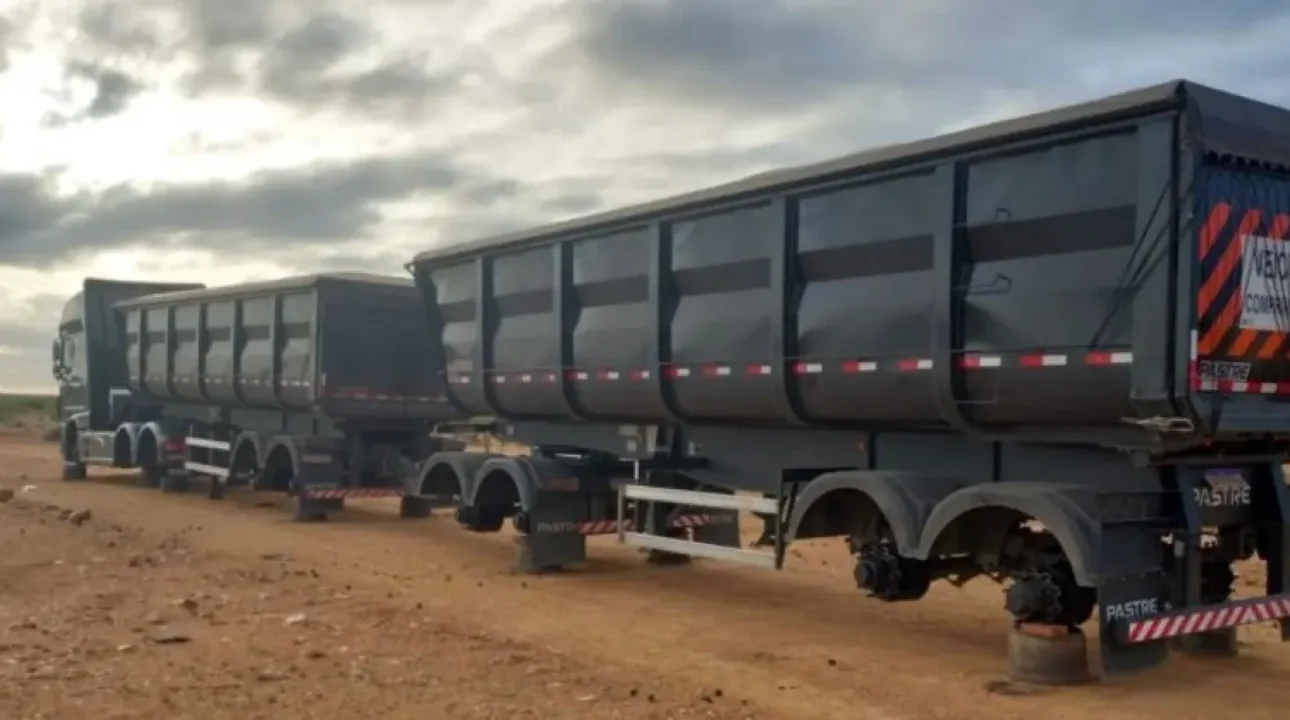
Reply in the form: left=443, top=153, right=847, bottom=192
left=1124, top=595, right=1290, bottom=644
left=303, top=487, right=405, bottom=499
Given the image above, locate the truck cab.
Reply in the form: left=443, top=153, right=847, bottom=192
left=53, top=279, right=202, bottom=478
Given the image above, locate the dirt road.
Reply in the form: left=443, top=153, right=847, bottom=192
left=3, top=434, right=1289, bottom=719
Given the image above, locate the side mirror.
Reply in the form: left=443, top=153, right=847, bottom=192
left=51, top=338, right=61, bottom=363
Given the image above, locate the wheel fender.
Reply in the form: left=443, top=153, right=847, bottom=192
left=915, top=482, right=1101, bottom=587
left=467, top=456, right=538, bottom=511
left=112, top=422, right=143, bottom=466
left=786, top=471, right=972, bottom=555
left=264, top=436, right=302, bottom=477
left=139, top=420, right=183, bottom=463
left=412, top=451, right=489, bottom=497
left=231, top=431, right=265, bottom=468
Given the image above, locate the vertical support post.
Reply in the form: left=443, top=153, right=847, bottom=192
left=928, top=162, right=975, bottom=434
left=554, top=241, right=589, bottom=421
left=474, top=256, right=502, bottom=417
left=768, top=196, right=807, bottom=427
left=648, top=221, right=686, bottom=423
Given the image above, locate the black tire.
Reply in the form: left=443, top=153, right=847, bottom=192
left=62, top=461, right=87, bottom=481
left=61, top=428, right=86, bottom=481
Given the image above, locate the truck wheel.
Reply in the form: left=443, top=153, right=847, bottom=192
left=61, top=461, right=87, bottom=482
left=138, top=464, right=162, bottom=489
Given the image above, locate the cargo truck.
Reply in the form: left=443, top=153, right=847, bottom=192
left=52, top=273, right=479, bottom=521
left=406, top=80, right=1290, bottom=679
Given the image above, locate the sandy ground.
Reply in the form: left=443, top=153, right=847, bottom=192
left=3, top=433, right=1290, bottom=719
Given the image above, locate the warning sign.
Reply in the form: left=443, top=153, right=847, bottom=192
left=1239, top=233, right=1290, bottom=330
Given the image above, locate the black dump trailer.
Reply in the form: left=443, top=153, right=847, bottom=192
left=53, top=272, right=477, bottom=521
left=407, top=80, right=1290, bottom=680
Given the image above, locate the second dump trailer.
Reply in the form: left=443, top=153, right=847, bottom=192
left=54, top=273, right=476, bottom=520
left=406, top=79, right=1290, bottom=680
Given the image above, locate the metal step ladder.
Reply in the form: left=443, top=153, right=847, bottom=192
left=184, top=427, right=231, bottom=495
left=614, top=463, right=792, bottom=569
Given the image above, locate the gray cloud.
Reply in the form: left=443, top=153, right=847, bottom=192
left=0, top=150, right=520, bottom=267
left=43, top=61, right=144, bottom=125
left=555, top=0, right=1290, bottom=114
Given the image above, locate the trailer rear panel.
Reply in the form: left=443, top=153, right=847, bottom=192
left=115, top=273, right=453, bottom=422
left=411, top=81, right=1290, bottom=443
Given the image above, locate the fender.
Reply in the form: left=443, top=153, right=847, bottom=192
left=413, top=451, right=490, bottom=498
left=787, top=471, right=971, bottom=555
left=112, top=422, right=144, bottom=466
left=467, top=456, right=539, bottom=511
left=264, top=435, right=302, bottom=477
left=230, top=431, right=266, bottom=469
left=139, top=420, right=185, bottom=464
left=915, top=482, right=1101, bottom=587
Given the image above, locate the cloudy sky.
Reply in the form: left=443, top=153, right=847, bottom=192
left=2, top=0, right=1289, bottom=393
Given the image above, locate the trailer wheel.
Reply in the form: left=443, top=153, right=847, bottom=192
left=136, top=432, right=168, bottom=490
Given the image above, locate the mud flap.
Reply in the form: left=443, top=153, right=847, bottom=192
left=514, top=488, right=589, bottom=573
left=1097, top=525, right=1172, bottom=677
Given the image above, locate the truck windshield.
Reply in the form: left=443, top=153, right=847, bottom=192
left=56, top=323, right=86, bottom=385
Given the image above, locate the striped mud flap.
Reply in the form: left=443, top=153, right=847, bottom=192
left=1099, top=462, right=1290, bottom=677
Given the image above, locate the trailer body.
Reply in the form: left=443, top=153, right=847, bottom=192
left=113, top=272, right=452, bottom=421
left=407, top=80, right=1290, bottom=678
left=54, top=273, right=468, bottom=519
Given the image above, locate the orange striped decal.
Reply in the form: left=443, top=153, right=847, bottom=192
left=1198, top=202, right=1233, bottom=258
left=1199, top=209, right=1261, bottom=318
left=1199, top=210, right=1264, bottom=354
left=1198, top=209, right=1263, bottom=355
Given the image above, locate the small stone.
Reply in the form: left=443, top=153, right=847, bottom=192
left=117, top=644, right=136, bottom=653
left=57, top=508, right=72, bottom=520
left=304, top=649, right=327, bottom=660
left=177, top=598, right=199, bottom=615
left=127, top=554, right=143, bottom=568
left=283, top=613, right=307, bottom=626
left=0, top=488, right=13, bottom=503
left=149, top=629, right=192, bottom=645
left=68, top=509, right=92, bottom=526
